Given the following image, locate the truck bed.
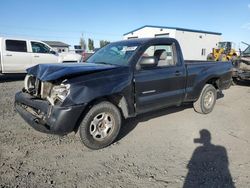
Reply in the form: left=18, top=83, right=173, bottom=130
left=185, top=60, right=232, bottom=75
left=183, top=60, right=232, bottom=102
left=185, top=60, right=225, bottom=64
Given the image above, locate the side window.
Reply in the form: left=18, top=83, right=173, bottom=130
left=141, top=44, right=176, bottom=67
left=31, top=42, right=50, bottom=53
left=201, top=48, right=206, bottom=56
left=6, top=40, right=27, bottom=52
left=155, top=33, right=169, bottom=38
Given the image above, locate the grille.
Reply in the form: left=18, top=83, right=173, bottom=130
left=40, top=82, right=53, bottom=99
left=34, top=78, right=41, bottom=96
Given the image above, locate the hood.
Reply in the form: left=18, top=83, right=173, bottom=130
left=26, top=63, right=118, bottom=81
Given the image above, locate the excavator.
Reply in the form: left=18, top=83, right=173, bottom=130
left=207, top=42, right=238, bottom=61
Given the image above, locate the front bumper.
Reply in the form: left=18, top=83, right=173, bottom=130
left=15, top=91, right=85, bottom=135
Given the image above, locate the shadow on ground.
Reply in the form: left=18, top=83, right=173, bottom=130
left=117, top=91, right=224, bottom=142
left=234, top=80, right=250, bottom=87
left=0, top=74, right=26, bottom=83
left=117, top=104, right=192, bottom=142
left=183, top=129, right=235, bottom=188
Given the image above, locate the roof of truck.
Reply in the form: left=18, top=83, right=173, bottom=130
left=115, top=37, right=178, bottom=44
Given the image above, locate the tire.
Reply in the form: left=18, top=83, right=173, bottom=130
left=207, top=53, right=215, bottom=61
left=232, top=77, right=239, bottom=85
left=79, top=101, right=121, bottom=150
left=219, top=54, right=227, bottom=61
left=231, top=55, right=238, bottom=62
left=193, top=84, right=217, bottom=114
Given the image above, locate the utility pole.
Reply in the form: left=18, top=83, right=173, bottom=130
left=79, top=32, right=86, bottom=51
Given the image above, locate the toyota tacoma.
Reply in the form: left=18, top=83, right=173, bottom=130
left=15, top=38, right=232, bottom=149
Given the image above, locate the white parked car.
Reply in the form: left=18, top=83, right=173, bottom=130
left=0, top=37, right=82, bottom=74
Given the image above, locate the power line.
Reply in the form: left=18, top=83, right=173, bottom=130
left=0, top=32, right=121, bottom=41
left=0, top=24, right=122, bottom=36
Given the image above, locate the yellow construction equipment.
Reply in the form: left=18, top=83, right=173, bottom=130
left=207, top=42, right=238, bottom=61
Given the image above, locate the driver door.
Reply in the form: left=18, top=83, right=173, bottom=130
left=134, top=43, right=186, bottom=114
left=30, top=41, right=58, bottom=66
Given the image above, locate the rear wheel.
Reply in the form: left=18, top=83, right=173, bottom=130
left=231, top=55, right=238, bottom=62
left=79, top=101, right=121, bottom=149
left=193, top=84, right=217, bottom=114
left=232, top=77, right=240, bottom=85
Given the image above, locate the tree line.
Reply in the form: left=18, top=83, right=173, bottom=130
left=79, top=37, right=110, bottom=51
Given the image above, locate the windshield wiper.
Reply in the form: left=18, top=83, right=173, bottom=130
left=94, top=62, right=115, bottom=66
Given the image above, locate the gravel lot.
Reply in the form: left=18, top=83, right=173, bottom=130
left=0, top=77, right=250, bottom=188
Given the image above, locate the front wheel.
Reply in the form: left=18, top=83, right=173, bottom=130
left=219, top=54, right=228, bottom=61
left=207, top=53, right=215, bottom=61
left=79, top=101, right=121, bottom=150
left=193, top=84, right=217, bottom=114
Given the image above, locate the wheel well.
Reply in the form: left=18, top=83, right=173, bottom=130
left=73, top=95, right=129, bottom=133
left=107, top=95, right=129, bottom=119
left=84, top=95, right=128, bottom=116
left=206, top=78, right=219, bottom=89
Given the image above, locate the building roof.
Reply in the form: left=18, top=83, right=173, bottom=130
left=123, top=25, right=222, bottom=36
left=43, top=41, right=70, bottom=47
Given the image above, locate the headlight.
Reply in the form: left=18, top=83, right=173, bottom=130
left=24, top=75, right=36, bottom=92
left=47, top=83, right=70, bottom=105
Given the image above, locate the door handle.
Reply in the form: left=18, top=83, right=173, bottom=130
left=34, top=55, right=39, bottom=58
left=175, top=71, right=181, bottom=76
left=6, top=54, right=12, bottom=57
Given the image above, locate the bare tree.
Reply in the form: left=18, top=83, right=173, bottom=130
left=99, top=40, right=110, bottom=48
left=88, top=38, right=94, bottom=51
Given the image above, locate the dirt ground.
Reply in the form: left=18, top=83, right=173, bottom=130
left=0, top=77, right=250, bottom=188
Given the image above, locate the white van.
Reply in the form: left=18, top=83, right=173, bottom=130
left=0, top=37, right=82, bottom=74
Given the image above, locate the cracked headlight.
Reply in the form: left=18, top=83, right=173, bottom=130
left=47, top=84, right=70, bottom=105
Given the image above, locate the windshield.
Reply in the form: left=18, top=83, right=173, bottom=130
left=218, top=42, right=231, bottom=50
left=218, top=42, right=227, bottom=49
left=86, top=41, right=140, bottom=66
left=243, top=46, right=250, bottom=55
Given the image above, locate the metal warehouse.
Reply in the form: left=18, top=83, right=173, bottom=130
left=123, top=25, right=222, bottom=60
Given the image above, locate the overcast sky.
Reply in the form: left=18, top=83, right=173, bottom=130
left=0, top=0, right=249, bottom=49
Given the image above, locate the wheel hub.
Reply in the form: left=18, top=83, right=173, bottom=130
left=204, top=91, right=214, bottom=109
left=89, top=113, right=114, bottom=141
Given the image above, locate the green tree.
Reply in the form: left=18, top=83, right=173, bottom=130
left=99, top=40, right=110, bottom=48
left=88, top=38, right=94, bottom=51
left=79, top=37, right=86, bottom=51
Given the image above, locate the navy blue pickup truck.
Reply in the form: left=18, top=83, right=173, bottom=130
left=15, top=38, right=232, bottom=149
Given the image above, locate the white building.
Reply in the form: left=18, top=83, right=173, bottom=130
left=43, top=41, right=70, bottom=53
left=123, top=25, right=222, bottom=60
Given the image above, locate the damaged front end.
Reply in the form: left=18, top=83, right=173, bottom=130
left=24, top=75, right=70, bottom=105
left=15, top=75, right=85, bottom=135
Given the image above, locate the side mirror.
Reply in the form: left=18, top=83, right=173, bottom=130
left=139, top=56, right=157, bottom=68
left=50, top=49, right=57, bottom=55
